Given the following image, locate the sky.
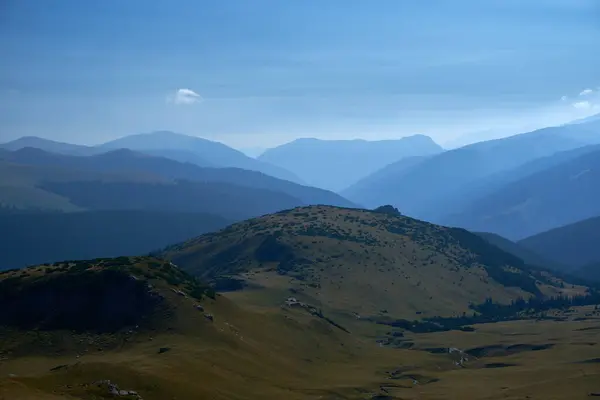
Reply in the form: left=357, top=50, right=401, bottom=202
left=1, top=0, right=599, bottom=149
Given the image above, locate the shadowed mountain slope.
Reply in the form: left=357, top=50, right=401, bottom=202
left=0, top=210, right=230, bottom=270
left=443, top=148, right=600, bottom=240
left=518, top=215, right=600, bottom=270
left=0, top=147, right=355, bottom=209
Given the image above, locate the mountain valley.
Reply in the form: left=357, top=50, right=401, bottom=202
left=1, top=206, right=599, bottom=399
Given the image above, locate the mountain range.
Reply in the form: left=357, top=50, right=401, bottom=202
left=258, top=135, right=443, bottom=191
left=1, top=131, right=302, bottom=183
left=2, top=116, right=600, bottom=271
left=3, top=205, right=599, bottom=399
left=343, top=120, right=600, bottom=222
left=443, top=146, right=600, bottom=239
left=0, top=144, right=356, bottom=269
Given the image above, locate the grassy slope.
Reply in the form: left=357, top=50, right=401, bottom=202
left=162, top=206, right=584, bottom=321
left=1, top=256, right=599, bottom=399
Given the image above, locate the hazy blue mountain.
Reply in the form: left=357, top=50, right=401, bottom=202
left=475, top=231, right=564, bottom=271
left=0, top=148, right=354, bottom=208
left=344, top=122, right=598, bottom=220
left=518, top=215, right=600, bottom=270
left=99, top=131, right=301, bottom=183
left=0, top=209, right=230, bottom=270
left=443, top=148, right=600, bottom=240
left=568, top=112, right=600, bottom=125
left=258, top=135, right=443, bottom=192
left=0, top=136, right=101, bottom=156
left=0, top=158, right=307, bottom=221
left=575, top=263, right=600, bottom=283
left=436, top=144, right=600, bottom=219
left=341, top=156, right=430, bottom=204
left=141, top=149, right=216, bottom=167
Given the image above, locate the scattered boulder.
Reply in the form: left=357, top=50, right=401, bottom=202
left=93, top=380, right=142, bottom=399
left=285, top=297, right=300, bottom=306
left=195, top=304, right=204, bottom=312
left=204, top=313, right=214, bottom=322
left=448, top=347, right=470, bottom=367
left=158, top=347, right=171, bottom=354
left=170, top=288, right=187, bottom=297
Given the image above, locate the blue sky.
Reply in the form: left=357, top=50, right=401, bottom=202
left=1, top=0, right=599, bottom=148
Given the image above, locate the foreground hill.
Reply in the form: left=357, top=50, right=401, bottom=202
left=258, top=135, right=443, bottom=191
left=344, top=121, right=600, bottom=219
left=0, top=210, right=230, bottom=270
left=99, top=131, right=301, bottom=183
left=518, top=215, right=600, bottom=270
left=161, top=205, right=584, bottom=320
left=0, top=147, right=354, bottom=209
left=2, top=236, right=600, bottom=398
left=444, top=148, right=600, bottom=239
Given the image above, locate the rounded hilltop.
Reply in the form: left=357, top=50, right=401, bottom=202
left=160, top=205, right=583, bottom=320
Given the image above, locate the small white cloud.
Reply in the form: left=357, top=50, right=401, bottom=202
left=560, top=95, right=568, bottom=101
left=167, top=88, right=202, bottom=105
left=579, top=88, right=594, bottom=96
left=573, top=101, right=592, bottom=110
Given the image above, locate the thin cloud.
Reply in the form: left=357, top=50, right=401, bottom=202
left=560, top=95, right=568, bottom=101
left=167, top=88, right=202, bottom=105
left=573, top=101, right=592, bottom=110
left=579, top=88, right=594, bottom=96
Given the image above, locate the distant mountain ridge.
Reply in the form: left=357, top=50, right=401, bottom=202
left=1, top=131, right=301, bottom=183
left=0, top=147, right=354, bottom=208
left=99, top=131, right=302, bottom=183
left=444, top=148, right=600, bottom=239
left=258, top=134, right=443, bottom=191
left=518, top=215, right=600, bottom=270
left=0, top=136, right=102, bottom=156
left=0, top=149, right=355, bottom=219
left=344, top=119, right=600, bottom=221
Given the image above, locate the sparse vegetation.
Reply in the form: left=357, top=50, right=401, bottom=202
left=1, top=206, right=599, bottom=400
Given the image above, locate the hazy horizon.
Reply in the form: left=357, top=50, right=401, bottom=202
left=1, top=0, right=599, bottom=149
